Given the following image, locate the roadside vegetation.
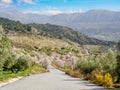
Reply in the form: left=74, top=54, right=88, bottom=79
left=57, top=42, right=120, bottom=89
left=0, top=26, right=47, bottom=82
left=0, top=17, right=119, bottom=89
left=8, top=30, right=120, bottom=88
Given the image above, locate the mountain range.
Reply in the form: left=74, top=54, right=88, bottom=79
left=0, top=9, right=120, bottom=42
left=0, top=17, right=114, bottom=45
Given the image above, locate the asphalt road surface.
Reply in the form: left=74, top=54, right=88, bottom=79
left=0, top=66, right=106, bottom=90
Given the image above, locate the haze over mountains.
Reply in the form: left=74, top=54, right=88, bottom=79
left=0, top=9, right=120, bottom=42
left=1, top=17, right=114, bottom=45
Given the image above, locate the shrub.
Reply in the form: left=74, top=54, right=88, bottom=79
left=95, top=73, right=113, bottom=88
left=116, top=41, right=120, bottom=82
left=75, top=49, right=116, bottom=75
left=103, top=73, right=113, bottom=88
left=76, top=56, right=99, bottom=74
left=117, top=41, right=120, bottom=52
left=70, top=70, right=83, bottom=78
left=65, top=69, right=71, bottom=75
left=90, top=69, right=113, bottom=88
left=12, top=56, right=30, bottom=72
left=116, top=55, right=120, bottom=82
left=54, top=47, right=70, bottom=55
left=65, top=69, right=83, bottom=78
left=89, top=69, right=105, bottom=82
left=95, top=73, right=104, bottom=85
left=0, top=26, right=16, bottom=72
left=3, top=54, right=16, bottom=70
left=62, top=64, right=71, bottom=69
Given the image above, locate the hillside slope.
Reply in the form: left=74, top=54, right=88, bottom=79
left=0, top=10, right=120, bottom=41
left=0, top=17, right=114, bottom=45
left=28, top=23, right=114, bottom=45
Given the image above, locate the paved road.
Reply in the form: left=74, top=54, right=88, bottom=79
left=0, top=66, right=105, bottom=90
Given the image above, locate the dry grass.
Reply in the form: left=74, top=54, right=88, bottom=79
left=9, top=35, right=73, bottom=48
left=31, top=68, right=49, bottom=74
left=64, top=69, right=83, bottom=78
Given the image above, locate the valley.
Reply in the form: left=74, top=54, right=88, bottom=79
left=0, top=17, right=119, bottom=89
left=0, top=0, right=120, bottom=90
left=0, top=10, right=120, bottom=42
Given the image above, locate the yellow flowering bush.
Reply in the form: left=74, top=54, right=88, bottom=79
left=103, top=73, right=113, bottom=88
left=95, top=73, right=113, bottom=88
left=95, top=74, right=104, bottom=85
left=89, top=69, right=105, bottom=82
left=89, top=69, right=113, bottom=88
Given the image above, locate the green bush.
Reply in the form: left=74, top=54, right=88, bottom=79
left=3, top=54, right=16, bottom=70
left=116, top=41, right=120, bottom=82
left=62, top=64, right=71, bottom=69
left=76, top=56, right=99, bottom=74
left=0, top=26, right=15, bottom=72
left=11, top=56, right=30, bottom=73
left=116, top=55, right=120, bottom=82
left=75, top=49, right=116, bottom=75
left=117, top=41, right=120, bottom=52
left=54, top=47, right=71, bottom=55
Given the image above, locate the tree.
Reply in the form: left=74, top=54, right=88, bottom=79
left=116, top=41, right=120, bottom=82
left=117, top=41, right=120, bottom=52
left=107, top=49, right=114, bottom=60
left=42, top=58, right=51, bottom=69
left=69, top=56, right=78, bottom=70
left=116, top=55, right=120, bottom=82
left=0, top=26, right=12, bottom=72
left=3, top=54, right=16, bottom=70
left=0, top=26, right=4, bottom=70
left=11, top=56, right=30, bottom=73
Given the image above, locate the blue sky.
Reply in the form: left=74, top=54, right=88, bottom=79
left=0, top=0, right=120, bottom=15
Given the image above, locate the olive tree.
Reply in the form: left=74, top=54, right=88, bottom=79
left=11, top=56, right=30, bottom=73
left=0, top=26, right=12, bottom=72
left=116, top=41, right=120, bottom=82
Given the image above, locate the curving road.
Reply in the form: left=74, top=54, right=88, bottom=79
left=0, top=66, right=106, bottom=90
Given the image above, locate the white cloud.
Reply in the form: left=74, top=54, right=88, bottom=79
left=41, top=9, right=63, bottom=15
left=23, top=9, right=63, bottom=15
left=22, top=6, right=63, bottom=15
left=23, top=9, right=84, bottom=15
left=23, top=7, right=84, bottom=15
left=1, top=0, right=12, bottom=4
left=18, top=0, right=36, bottom=4
left=23, top=10, right=40, bottom=14
left=66, top=9, right=84, bottom=13
left=0, top=0, right=12, bottom=7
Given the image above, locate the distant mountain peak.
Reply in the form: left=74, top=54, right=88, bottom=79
left=0, top=9, right=120, bottom=42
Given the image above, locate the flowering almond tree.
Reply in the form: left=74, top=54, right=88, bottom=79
left=69, top=56, right=78, bottom=70
left=42, top=58, right=51, bottom=69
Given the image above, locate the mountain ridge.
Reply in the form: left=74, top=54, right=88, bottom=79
left=0, top=9, right=120, bottom=42
left=0, top=17, right=114, bottom=45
